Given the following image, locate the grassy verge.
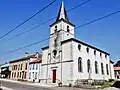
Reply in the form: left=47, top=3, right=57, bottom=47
left=100, top=81, right=115, bottom=89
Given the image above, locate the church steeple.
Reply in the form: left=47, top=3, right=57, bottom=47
left=56, top=1, right=69, bottom=22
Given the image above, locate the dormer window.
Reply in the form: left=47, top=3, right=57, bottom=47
left=67, top=26, right=70, bottom=32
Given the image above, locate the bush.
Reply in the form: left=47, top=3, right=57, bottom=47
left=109, top=79, right=114, bottom=82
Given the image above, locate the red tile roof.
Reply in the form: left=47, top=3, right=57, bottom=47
left=9, top=54, right=42, bottom=63
left=30, top=59, right=42, bottom=63
left=114, top=66, right=120, bottom=70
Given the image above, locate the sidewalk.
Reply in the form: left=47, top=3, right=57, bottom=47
left=0, top=79, right=120, bottom=90
left=0, top=78, right=55, bottom=88
left=0, top=86, right=13, bottom=90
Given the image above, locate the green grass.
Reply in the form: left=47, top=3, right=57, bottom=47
left=100, top=81, right=115, bottom=89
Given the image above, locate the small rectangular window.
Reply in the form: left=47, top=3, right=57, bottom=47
left=29, top=72, right=31, bottom=79
left=35, top=72, right=37, bottom=79
left=36, top=64, right=38, bottom=70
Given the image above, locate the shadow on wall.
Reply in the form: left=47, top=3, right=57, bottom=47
left=111, top=81, right=120, bottom=88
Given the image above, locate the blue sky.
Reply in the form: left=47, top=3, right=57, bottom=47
left=0, top=0, right=120, bottom=64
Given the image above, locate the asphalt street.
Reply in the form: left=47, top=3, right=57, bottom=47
left=0, top=79, right=120, bottom=90
left=0, top=80, right=54, bottom=90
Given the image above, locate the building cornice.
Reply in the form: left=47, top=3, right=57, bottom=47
left=41, top=60, right=73, bottom=66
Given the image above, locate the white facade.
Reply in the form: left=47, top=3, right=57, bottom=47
left=41, top=1, right=115, bottom=86
left=28, top=58, right=41, bottom=82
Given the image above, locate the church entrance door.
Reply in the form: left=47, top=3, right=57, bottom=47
left=52, top=69, right=56, bottom=83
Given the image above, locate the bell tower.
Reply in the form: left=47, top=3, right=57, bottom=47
left=49, top=1, right=75, bottom=61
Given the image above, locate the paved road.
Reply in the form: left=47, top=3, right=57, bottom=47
left=0, top=80, right=54, bottom=90
left=0, top=79, right=120, bottom=90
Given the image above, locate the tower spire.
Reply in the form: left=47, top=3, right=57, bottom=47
left=56, top=1, right=69, bottom=22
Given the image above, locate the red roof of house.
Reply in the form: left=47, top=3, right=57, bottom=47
left=30, top=59, right=42, bottom=63
left=30, top=54, right=42, bottom=63
left=114, top=66, right=120, bottom=70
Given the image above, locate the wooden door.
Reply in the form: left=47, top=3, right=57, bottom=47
left=52, top=70, right=56, bottom=83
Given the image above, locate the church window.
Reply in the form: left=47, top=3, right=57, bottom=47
left=106, top=64, right=109, bottom=75
left=55, top=25, right=57, bottom=33
left=67, top=26, right=70, bottom=32
left=105, top=54, right=107, bottom=58
left=78, top=44, right=81, bottom=51
left=100, top=52, right=102, bottom=57
left=94, top=50, right=96, bottom=55
left=101, top=63, right=104, bottom=75
left=53, top=50, right=57, bottom=58
left=86, top=47, right=89, bottom=53
left=78, top=57, right=82, bottom=72
left=87, top=59, right=91, bottom=73
left=95, top=61, right=98, bottom=74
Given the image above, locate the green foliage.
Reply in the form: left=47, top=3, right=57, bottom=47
left=101, top=80, right=115, bottom=89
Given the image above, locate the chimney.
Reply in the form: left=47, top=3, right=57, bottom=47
left=36, top=52, right=39, bottom=58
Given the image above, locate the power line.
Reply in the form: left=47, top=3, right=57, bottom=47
left=75, top=10, right=120, bottom=29
left=0, top=0, right=56, bottom=40
left=7, top=17, right=55, bottom=41
left=3, top=10, right=120, bottom=54
left=5, top=0, right=92, bottom=42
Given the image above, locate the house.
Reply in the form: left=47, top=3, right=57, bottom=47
left=28, top=53, right=42, bottom=82
left=0, top=63, right=10, bottom=78
left=40, top=1, right=115, bottom=86
left=114, top=60, right=120, bottom=80
left=9, top=53, right=38, bottom=81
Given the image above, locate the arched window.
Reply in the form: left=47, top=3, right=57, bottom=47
left=86, top=47, right=89, bottom=53
left=78, top=44, right=81, bottom=51
left=67, top=26, right=70, bottom=32
left=95, top=61, right=98, bottom=74
left=87, top=59, right=91, bottom=73
left=101, top=63, right=104, bottom=75
left=55, top=25, right=57, bottom=33
left=78, top=57, right=82, bottom=72
left=94, top=50, right=96, bottom=55
left=100, top=52, right=102, bottom=57
left=106, top=64, right=109, bottom=75
left=105, top=54, right=107, bottom=58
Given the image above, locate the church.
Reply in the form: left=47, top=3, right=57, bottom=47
left=40, top=1, right=115, bottom=86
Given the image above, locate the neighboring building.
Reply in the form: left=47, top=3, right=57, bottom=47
left=9, top=54, right=38, bottom=81
left=114, top=60, right=120, bottom=79
left=28, top=53, right=42, bottom=82
left=40, top=1, right=115, bottom=86
left=109, top=60, right=115, bottom=79
left=0, top=63, right=10, bottom=78
left=114, top=66, right=120, bottom=79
